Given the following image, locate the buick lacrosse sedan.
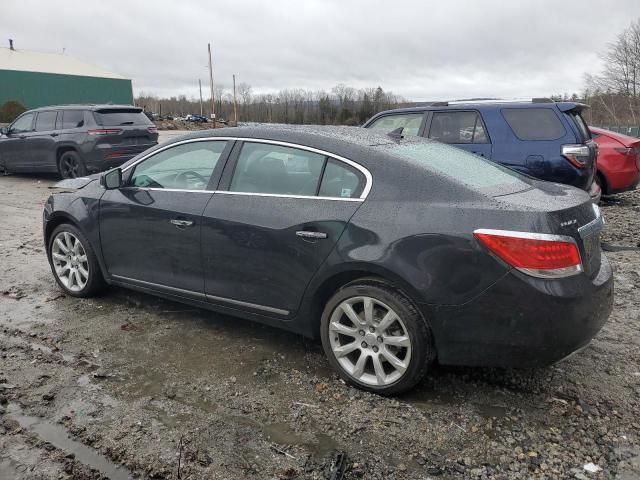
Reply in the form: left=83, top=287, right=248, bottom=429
left=43, top=126, right=613, bottom=394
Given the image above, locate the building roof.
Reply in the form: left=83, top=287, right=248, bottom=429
left=0, top=47, right=127, bottom=80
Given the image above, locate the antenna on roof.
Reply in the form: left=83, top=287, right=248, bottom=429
left=9, top=39, right=14, bottom=51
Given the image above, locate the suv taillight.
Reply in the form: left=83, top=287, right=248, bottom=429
left=88, top=128, right=123, bottom=136
left=561, top=144, right=590, bottom=168
left=474, top=229, right=583, bottom=278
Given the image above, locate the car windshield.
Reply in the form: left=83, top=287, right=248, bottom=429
left=381, top=140, right=532, bottom=196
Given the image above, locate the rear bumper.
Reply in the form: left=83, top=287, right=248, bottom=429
left=85, top=143, right=157, bottom=173
left=425, top=254, right=613, bottom=368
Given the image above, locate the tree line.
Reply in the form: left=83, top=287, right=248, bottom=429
left=135, top=85, right=407, bottom=125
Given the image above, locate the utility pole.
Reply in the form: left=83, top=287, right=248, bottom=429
left=199, top=79, right=204, bottom=116
left=233, top=74, right=238, bottom=125
left=208, top=43, right=215, bottom=128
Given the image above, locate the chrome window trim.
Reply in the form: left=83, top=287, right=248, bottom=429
left=111, top=274, right=289, bottom=316
left=122, top=186, right=214, bottom=194
left=120, top=136, right=373, bottom=200
left=214, top=191, right=364, bottom=202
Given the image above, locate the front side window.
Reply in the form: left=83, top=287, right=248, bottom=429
left=35, top=111, right=57, bottom=132
left=61, top=110, right=85, bottom=129
left=502, top=108, right=566, bottom=141
left=130, top=141, right=227, bottom=190
left=367, top=113, right=424, bottom=136
left=230, top=143, right=326, bottom=196
left=11, top=113, right=34, bottom=133
left=428, top=111, right=488, bottom=144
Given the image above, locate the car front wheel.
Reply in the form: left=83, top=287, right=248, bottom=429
left=48, top=224, right=105, bottom=297
left=320, top=281, right=434, bottom=395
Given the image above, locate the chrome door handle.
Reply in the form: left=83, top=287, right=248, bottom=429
left=296, top=230, right=327, bottom=239
left=170, top=219, right=194, bottom=228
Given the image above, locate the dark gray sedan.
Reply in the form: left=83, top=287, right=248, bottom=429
left=42, top=126, right=613, bottom=395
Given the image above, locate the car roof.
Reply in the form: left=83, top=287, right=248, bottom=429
left=369, top=100, right=586, bottom=116
left=27, top=104, right=141, bottom=113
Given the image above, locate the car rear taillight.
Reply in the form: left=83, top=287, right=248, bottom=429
left=561, top=144, right=590, bottom=168
left=474, top=229, right=583, bottom=278
left=88, top=128, right=123, bottom=136
left=147, top=126, right=158, bottom=134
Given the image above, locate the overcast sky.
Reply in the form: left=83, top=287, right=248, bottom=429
left=2, top=0, right=639, bottom=101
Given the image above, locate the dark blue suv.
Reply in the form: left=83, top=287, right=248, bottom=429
left=363, top=99, right=600, bottom=200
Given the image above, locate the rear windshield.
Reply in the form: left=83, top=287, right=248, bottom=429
left=93, top=109, right=152, bottom=126
left=566, top=112, right=591, bottom=141
left=382, top=141, right=532, bottom=195
left=501, top=108, right=566, bottom=141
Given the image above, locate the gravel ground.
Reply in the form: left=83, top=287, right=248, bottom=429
left=0, top=171, right=639, bottom=480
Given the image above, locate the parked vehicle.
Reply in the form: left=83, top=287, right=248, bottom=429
left=43, top=126, right=612, bottom=394
left=589, top=126, right=640, bottom=195
left=363, top=99, right=600, bottom=201
left=185, top=114, right=209, bottom=123
left=0, top=105, right=158, bottom=178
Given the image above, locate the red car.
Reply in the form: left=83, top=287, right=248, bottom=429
left=590, top=126, right=640, bottom=195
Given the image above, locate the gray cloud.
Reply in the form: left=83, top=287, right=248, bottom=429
left=2, top=0, right=638, bottom=100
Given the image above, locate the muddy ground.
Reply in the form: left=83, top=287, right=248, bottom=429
left=0, top=161, right=639, bottom=479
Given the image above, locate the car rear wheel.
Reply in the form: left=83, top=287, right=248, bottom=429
left=48, top=224, right=105, bottom=297
left=58, top=151, right=87, bottom=179
left=320, top=281, right=434, bottom=395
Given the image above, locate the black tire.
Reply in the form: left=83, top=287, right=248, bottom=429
left=58, top=151, right=87, bottom=179
left=595, top=172, right=607, bottom=196
left=320, top=279, right=435, bottom=395
left=47, top=223, right=106, bottom=297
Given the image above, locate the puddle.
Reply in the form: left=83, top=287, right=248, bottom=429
left=6, top=403, right=133, bottom=480
left=474, top=403, right=507, bottom=419
left=263, top=422, right=339, bottom=457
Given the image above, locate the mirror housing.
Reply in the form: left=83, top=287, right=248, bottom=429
left=101, top=168, right=122, bottom=190
left=0, top=127, right=8, bottom=136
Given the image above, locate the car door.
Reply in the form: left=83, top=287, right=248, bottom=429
left=99, top=139, right=232, bottom=293
left=1, top=112, right=36, bottom=171
left=425, top=110, right=493, bottom=158
left=30, top=110, right=60, bottom=172
left=201, top=140, right=369, bottom=316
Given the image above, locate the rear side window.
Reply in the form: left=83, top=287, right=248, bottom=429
left=428, top=111, right=488, bottom=144
left=367, top=113, right=423, bottom=136
left=35, top=111, right=57, bottom=132
left=230, top=143, right=326, bottom=196
left=61, top=110, right=85, bottom=129
left=566, top=112, right=591, bottom=140
left=502, top=108, right=565, bottom=141
left=318, top=159, right=364, bottom=198
left=93, top=109, right=152, bottom=126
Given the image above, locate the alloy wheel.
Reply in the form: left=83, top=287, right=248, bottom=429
left=51, top=231, right=89, bottom=292
left=61, top=155, right=80, bottom=178
left=328, top=296, right=412, bottom=386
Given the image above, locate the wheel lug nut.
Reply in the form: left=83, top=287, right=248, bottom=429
left=377, top=336, right=383, bottom=343
left=361, top=341, right=368, bottom=348
left=369, top=326, right=375, bottom=333
left=358, top=330, right=365, bottom=336
left=372, top=346, right=379, bottom=353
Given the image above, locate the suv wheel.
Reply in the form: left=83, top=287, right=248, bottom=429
left=58, top=151, right=87, bottom=179
left=48, top=224, right=105, bottom=297
left=320, top=281, right=434, bottom=395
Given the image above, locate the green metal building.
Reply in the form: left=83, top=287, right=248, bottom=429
left=0, top=44, right=133, bottom=109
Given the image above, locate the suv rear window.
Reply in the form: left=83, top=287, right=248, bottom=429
left=566, top=112, right=591, bottom=141
left=501, top=108, right=565, bottom=141
left=93, top=109, right=152, bottom=126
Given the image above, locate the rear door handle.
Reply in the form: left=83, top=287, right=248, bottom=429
left=170, top=219, right=194, bottom=228
left=296, top=230, right=327, bottom=239
left=50, top=133, right=59, bottom=137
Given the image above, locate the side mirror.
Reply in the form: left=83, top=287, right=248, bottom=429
left=101, top=168, right=122, bottom=189
left=0, top=127, right=8, bottom=136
